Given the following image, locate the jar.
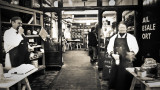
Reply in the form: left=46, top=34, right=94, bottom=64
left=27, top=30, right=31, bottom=35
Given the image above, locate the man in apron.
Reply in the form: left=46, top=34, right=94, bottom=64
left=4, top=16, right=30, bottom=69
left=107, top=21, right=139, bottom=90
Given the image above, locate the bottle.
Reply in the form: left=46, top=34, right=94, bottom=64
left=115, top=52, right=120, bottom=65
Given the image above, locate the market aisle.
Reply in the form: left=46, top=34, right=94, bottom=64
left=50, top=50, right=101, bottom=90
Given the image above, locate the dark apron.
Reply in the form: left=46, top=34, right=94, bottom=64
left=105, top=37, right=110, bottom=53
left=109, top=34, right=133, bottom=90
left=9, top=35, right=30, bottom=67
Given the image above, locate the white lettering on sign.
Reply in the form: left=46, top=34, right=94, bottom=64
left=142, top=24, right=156, bottom=31
left=142, top=16, right=156, bottom=39
left=143, top=16, right=150, bottom=23
left=142, top=33, right=151, bottom=39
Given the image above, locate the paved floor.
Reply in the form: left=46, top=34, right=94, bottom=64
left=50, top=50, right=102, bottom=90
left=30, top=49, right=142, bottom=90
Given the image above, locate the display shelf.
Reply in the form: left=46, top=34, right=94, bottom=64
left=71, top=27, right=83, bottom=40
left=25, top=35, right=40, bottom=38
left=127, top=30, right=134, bottom=32
left=32, top=45, right=42, bottom=48
left=0, top=1, right=42, bottom=14
left=22, top=23, right=41, bottom=27
left=30, top=57, right=42, bottom=61
left=1, top=22, right=11, bottom=24
left=2, top=22, right=42, bottom=27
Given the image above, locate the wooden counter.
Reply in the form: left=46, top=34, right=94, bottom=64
left=0, top=68, right=38, bottom=90
left=126, top=67, right=160, bottom=90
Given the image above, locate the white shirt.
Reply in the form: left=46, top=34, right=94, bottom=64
left=4, top=27, right=23, bottom=68
left=4, top=27, right=23, bottom=52
left=107, top=33, right=139, bottom=55
left=64, top=29, right=71, bottom=40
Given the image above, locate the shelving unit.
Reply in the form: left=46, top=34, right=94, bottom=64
left=0, top=2, right=46, bottom=73
left=71, top=24, right=82, bottom=39
left=31, top=0, right=63, bottom=67
left=71, top=24, right=84, bottom=40
left=71, top=28, right=83, bottom=39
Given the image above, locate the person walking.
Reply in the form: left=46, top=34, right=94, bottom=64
left=88, top=27, right=98, bottom=62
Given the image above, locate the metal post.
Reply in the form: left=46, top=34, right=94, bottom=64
left=116, top=10, right=123, bottom=32
left=98, top=9, right=103, bottom=64
left=97, top=0, right=102, bottom=7
left=57, top=10, right=63, bottom=65
left=0, top=8, right=2, bottom=64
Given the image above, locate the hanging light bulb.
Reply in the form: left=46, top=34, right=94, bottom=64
left=109, top=0, right=115, bottom=6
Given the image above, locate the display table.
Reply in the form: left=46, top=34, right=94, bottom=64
left=0, top=68, right=38, bottom=90
left=67, top=39, right=81, bottom=50
left=126, top=67, right=160, bottom=90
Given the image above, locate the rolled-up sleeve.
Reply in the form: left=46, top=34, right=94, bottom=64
left=4, top=29, right=23, bottom=52
left=127, top=34, right=139, bottom=54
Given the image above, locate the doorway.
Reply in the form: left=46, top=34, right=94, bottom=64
left=61, top=10, right=98, bottom=51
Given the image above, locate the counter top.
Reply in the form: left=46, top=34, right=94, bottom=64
left=126, top=67, right=160, bottom=88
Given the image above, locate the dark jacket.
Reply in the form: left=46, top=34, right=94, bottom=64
left=88, top=32, right=98, bottom=47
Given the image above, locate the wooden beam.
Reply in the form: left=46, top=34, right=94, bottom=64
left=33, top=13, right=37, bottom=24
left=97, top=0, right=102, bottom=7
left=39, top=5, right=140, bottom=12
left=40, top=14, right=43, bottom=27
left=0, top=2, right=43, bottom=14
left=57, top=10, right=63, bottom=65
left=0, top=5, right=34, bottom=14
left=98, top=9, right=103, bottom=61
left=0, top=8, right=2, bottom=64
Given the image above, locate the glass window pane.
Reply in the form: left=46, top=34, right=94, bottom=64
left=122, top=10, right=135, bottom=35
left=102, top=0, right=138, bottom=6
left=102, top=11, right=117, bottom=38
left=63, top=0, right=97, bottom=7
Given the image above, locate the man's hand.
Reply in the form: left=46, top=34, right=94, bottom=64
left=18, top=27, right=24, bottom=35
left=126, top=51, right=136, bottom=62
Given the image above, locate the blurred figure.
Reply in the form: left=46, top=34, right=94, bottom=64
left=88, top=27, right=98, bottom=62
left=62, top=29, right=67, bottom=52
left=64, top=25, right=72, bottom=50
left=62, top=35, right=67, bottom=52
